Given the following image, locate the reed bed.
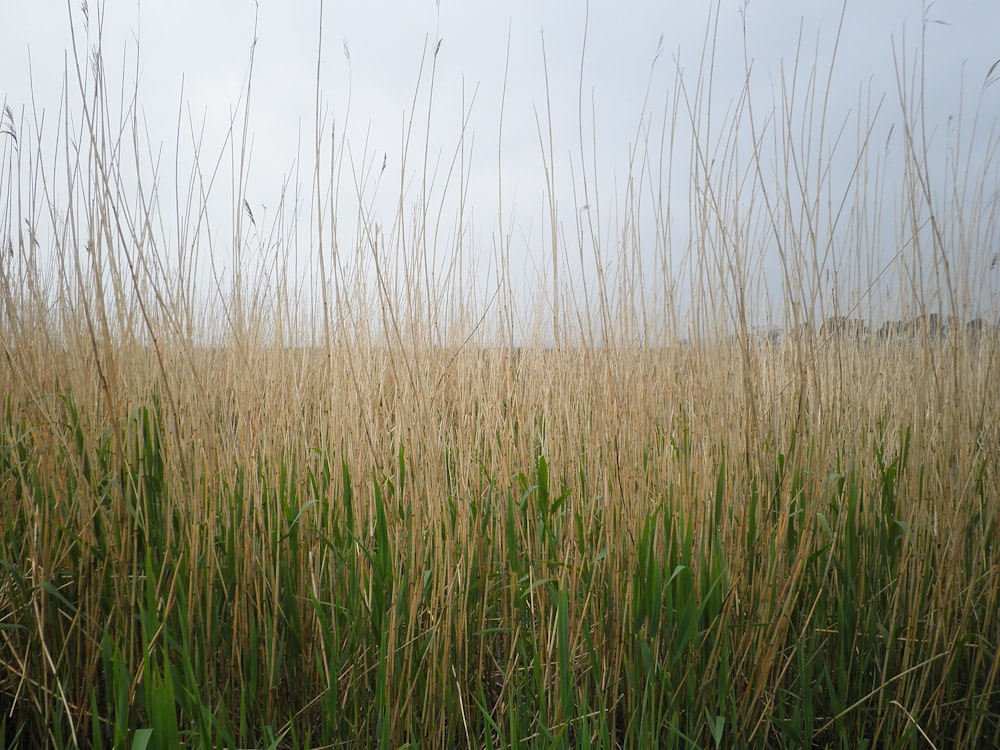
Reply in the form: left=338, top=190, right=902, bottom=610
left=1, top=4, right=999, bottom=748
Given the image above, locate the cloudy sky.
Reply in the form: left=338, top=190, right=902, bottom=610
left=3, top=1, right=999, bottom=339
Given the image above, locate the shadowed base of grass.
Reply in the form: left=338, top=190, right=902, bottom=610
left=1, top=390, right=997, bottom=748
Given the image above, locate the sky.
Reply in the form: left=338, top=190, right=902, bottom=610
left=2, top=1, right=999, bottom=342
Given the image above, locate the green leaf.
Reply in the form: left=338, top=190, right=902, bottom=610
left=131, top=728, right=154, bottom=750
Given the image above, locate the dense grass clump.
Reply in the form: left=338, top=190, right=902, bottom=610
left=1, top=343, right=998, bottom=748
left=2, top=4, right=999, bottom=748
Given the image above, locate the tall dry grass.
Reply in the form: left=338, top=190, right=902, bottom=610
left=1, top=3, right=999, bottom=748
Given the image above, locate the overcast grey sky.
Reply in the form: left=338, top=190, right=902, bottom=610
left=3, top=1, right=999, bottom=339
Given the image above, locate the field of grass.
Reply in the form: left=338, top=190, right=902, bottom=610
left=2, top=6, right=999, bottom=749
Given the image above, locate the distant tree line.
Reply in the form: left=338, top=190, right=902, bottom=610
left=723, top=314, right=1000, bottom=349
left=815, top=313, right=1000, bottom=342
